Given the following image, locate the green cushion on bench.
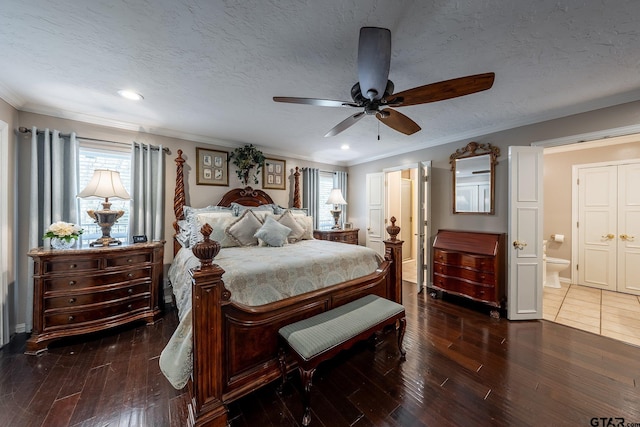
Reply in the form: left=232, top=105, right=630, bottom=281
left=278, top=294, right=404, bottom=361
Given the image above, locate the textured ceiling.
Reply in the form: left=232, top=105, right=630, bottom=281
left=2, top=0, right=640, bottom=165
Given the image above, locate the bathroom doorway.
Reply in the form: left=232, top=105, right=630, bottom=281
left=541, top=133, right=640, bottom=346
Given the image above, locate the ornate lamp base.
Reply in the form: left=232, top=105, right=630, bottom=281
left=87, top=204, right=124, bottom=247
left=330, top=209, right=342, bottom=230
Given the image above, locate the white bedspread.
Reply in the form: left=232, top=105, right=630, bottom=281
left=159, top=240, right=382, bottom=389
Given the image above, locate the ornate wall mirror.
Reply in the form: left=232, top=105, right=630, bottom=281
left=450, top=142, right=500, bottom=214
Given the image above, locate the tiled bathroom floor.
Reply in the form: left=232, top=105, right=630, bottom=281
left=543, top=283, right=640, bottom=347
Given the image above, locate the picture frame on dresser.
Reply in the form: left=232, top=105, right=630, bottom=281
left=196, top=147, right=228, bottom=186
left=263, top=157, right=286, bottom=190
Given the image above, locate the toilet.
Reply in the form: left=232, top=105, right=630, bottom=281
left=544, top=256, right=570, bottom=288
left=543, top=239, right=570, bottom=288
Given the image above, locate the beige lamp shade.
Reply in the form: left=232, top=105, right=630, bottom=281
left=325, top=188, right=347, bottom=206
left=77, top=169, right=131, bottom=200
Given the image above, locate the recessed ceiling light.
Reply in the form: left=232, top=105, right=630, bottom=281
left=341, top=144, right=350, bottom=150
left=117, top=90, right=144, bottom=101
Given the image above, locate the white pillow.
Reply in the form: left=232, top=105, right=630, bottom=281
left=277, top=211, right=306, bottom=242
left=254, top=216, right=291, bottom=247
left=196, top=212, right=238, bottom=248
left=225, top=210, right=263, bottom=246
left=295, top=216, right=315, bottom=240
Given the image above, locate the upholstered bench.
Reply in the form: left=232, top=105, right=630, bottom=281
left=278, top=294, right=406, bottom=426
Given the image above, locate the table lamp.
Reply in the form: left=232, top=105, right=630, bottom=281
left=326, top=188, right=347, bottom=230
left=77, top=169, right=131, bottom=246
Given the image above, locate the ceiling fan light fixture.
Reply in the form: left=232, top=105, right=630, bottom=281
left=341, top=144, right=350, bottom=150
left=117, top=89, right=144, bottom=101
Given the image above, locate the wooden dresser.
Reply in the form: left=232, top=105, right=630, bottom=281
left=313, top=228, right=359, bottom=245
left=432, top=230, right=505, bottom=315
left=26, top=241, right=164, bottom=354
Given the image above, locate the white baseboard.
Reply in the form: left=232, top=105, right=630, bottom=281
left=14, top=323, right=26, bottom=334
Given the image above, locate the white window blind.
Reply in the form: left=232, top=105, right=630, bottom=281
left=77, top=145, right=131, bottom=244
left=318, top=171, right=335, bottom=230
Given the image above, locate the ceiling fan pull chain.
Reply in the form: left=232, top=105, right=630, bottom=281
left=378, top=120, right=380, bottom=140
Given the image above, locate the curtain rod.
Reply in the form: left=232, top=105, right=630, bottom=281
left=18, top=126, right=171, bottom=154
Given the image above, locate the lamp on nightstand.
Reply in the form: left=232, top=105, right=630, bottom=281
left=77, top=169, right=131, bottom=247
left=326, top=188, right=347, bottom=230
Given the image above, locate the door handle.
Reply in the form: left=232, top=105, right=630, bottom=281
left=620, top=234, right=635, bottom=241
left=512, top=240, right=527, bottom=250
left=602, top=233, right=615, bottom=240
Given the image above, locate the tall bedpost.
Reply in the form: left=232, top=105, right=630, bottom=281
left=174, top=150, right=186, bottom=256
left=293, top=166, right=301, bottom=208
left=384, top=217, right=404, bottom=304
left=190, top=224, right=229, bottom=427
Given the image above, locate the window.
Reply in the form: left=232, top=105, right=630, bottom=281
left=78, top=145, right=131, bottom=244
left=318, top=171, right=335, bottom=230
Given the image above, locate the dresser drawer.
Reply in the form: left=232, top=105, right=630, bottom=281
left=44, top=267, right=152, bottom=292
left=43, top=257, right=100, bottom=274
left=106, top=252, right=152, bottom=268
left=433, top=250, right=460, bottom=265
left=459, top=254, right=494, bottom=272
left=433, top=263, right=495, bottom=285
left=433, top=274, right=496, bottom=302
left=44, top=295, right=151, bottom=329
left=44, top=282, right=151, bottom=310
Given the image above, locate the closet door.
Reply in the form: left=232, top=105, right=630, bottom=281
left=578, top=166, right=617, bottom=290
left=618, top=163, right=640, bottom=295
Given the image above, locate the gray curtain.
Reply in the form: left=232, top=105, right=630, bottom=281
left=334, top=171, right=348, bottom=227
left=302, top=167, right=320, bottom=229
left=130, top=142, right=165, bottom=241
left=28, top=127, right=79, bottom=330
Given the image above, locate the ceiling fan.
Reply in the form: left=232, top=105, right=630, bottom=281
left=273, top=27, right=495, bottom=137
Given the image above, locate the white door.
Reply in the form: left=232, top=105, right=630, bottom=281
left=578, top=166, right=617, bottom=290
left=416, top=161, right=431, bottom=292
left=400, top=178, right=412, bottom=260
left=508, top=146, right=544, bottom=320
left=365, top=172, right=385, bottom=256
left=619, top=163, right=640, bottom=294
left=0, top=120, right=9, bottom=345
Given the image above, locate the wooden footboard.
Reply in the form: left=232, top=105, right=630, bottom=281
left=187, top=228, right=403, bottom=427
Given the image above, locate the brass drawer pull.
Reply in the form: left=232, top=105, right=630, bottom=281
left=69, top=264, right=77, bottom=269
left=127, top=258, right=133, bottom=263
left=68, top=298, right=76, bottom=304
left=128, top=288, right=133, bottom=294
left=127, top=304, right=132, bottom=310
left=68, top=315, right=74, bottom=322
left=127, top=273, right=134, bottom=278
left=68, top=280, right=76, bottom=286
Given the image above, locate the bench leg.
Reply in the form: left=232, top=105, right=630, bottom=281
left=277, top=348, right=287, bottom=394
left=397, top=317, right=407, bottom=360
left=299, top=366, right=316, bottom=427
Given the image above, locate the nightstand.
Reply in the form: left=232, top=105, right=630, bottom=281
left=313, top=228, right=359, bottom=245
left=26, top=241, right=164, bottom=354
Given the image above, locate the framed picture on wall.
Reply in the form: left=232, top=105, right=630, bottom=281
left=196, top=147, right=228, bottom=186
left=263, top=158, right=286, bottom=190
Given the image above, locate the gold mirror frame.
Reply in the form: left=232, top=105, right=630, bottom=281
left=450, top=142, right=500, bottom=215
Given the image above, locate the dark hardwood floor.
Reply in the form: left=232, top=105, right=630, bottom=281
left=2, top=282, right=639, bottom=426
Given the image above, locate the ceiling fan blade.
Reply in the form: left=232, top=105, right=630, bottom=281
left=377, top=109, right=421, bottom=135
left=324, top=112, right=366, bottom=137
left=358, top=27, right=391, bottom=101
left=273, top=97, right=356, bottom=107
left=390, top=72, right=495, bottom=107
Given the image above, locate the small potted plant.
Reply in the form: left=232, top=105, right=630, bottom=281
left=229, top=144, right=265, bottom=186
left=44, top=221, right=83, bottom=249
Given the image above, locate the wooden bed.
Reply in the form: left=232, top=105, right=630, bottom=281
left=170, top=150, right=403, bottom=427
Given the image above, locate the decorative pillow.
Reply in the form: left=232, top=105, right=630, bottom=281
left=295, top=216, right=315, bottom=240
left=225, top=210, right=263, bottom=246
left=195, top=212, right=238, bottom=248
left=254, top=216, right=291, bottom=247
left=187, top=211, right=235, bottom=247
left=277, top=210, right=306, bottom=243
left=183, top=205, right=233, bottom=247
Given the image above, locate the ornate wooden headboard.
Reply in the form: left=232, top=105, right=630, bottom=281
left=216, top=187, right=274, bottom=207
